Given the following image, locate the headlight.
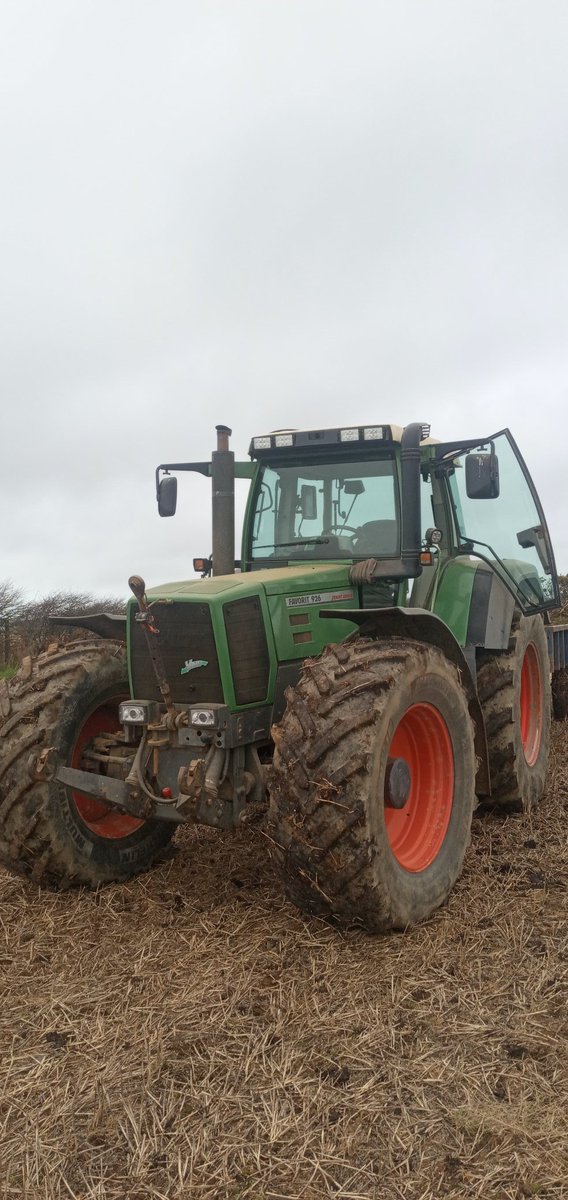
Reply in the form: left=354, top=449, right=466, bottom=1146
left=119, top=703, right=148, bottom=724
left=339, top=427, right=360, bottom=442
left=190, top=709, right=216, bottom=727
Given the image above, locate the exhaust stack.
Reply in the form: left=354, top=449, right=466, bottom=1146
left=211, top=424, right=235, bottom=576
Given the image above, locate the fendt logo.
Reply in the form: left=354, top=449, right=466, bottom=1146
left=180, top=658, right=209, bottom=675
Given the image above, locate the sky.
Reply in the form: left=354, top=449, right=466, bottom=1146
left=1, top=0, right=568, bottom=601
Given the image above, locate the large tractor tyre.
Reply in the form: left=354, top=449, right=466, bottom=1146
left=552, top=667, right=568, bottom=721
left=476, top=615, right=551, bottom=809
left=0, top=640, right=174, bottom=888
left=269, top=637, right=476, bottom=933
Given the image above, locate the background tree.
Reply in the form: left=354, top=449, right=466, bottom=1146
left=554, top=574, right=568, bottom=621
left=0, top=581, right=24, bottom=663
left=0, top=583, right=125, bottom=663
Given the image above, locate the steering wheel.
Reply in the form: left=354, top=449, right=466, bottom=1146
left=322, top=525, right=358, bottom=536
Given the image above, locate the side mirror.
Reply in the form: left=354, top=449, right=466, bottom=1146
left=157, top=475, right=178, bottom=517
left=465, top=451, right=499, bottom=499
left=517, top=525, right=551, bottom=573
left=300, top=484, right=317, bottom=521
left=343, top=479, right=365, bottom=496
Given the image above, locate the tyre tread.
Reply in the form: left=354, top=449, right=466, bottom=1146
left=0, top=639, right=173, bottom=888
left=476, top=616, right=550, bottom=808
left=269, top=637, right=475, bottom=932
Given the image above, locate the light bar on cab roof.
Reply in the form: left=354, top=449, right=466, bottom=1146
left=249, top=424, right=399, bottom=456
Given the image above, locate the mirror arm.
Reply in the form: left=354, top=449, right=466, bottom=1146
left=155, top=461, right=212, bottom=501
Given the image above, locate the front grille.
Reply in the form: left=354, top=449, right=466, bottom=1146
left=129, top=602, right=224, bottom=704
left=224, top=596, right=270, bottom=705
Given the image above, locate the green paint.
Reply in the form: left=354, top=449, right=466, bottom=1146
left=127, top=563, right=359, bottom=710
left=127, top=556, right=479, bottom=710
left=433, top=558, right=478, bottom=646
left=267, top=591, right=356, bottom=663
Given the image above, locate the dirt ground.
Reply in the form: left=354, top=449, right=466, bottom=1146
left=0, top=729, right=566, bottom=1200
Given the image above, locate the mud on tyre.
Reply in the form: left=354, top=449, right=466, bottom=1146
left=476, top=614, right=551, bottom=808
left=552, top=665, right=568, bottom=721
left=0, top=639, right=174, bottom=887
left=269, top=636, right=476, bottom=933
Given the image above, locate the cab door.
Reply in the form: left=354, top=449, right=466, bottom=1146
left=434, top=429, right=559, bottom=615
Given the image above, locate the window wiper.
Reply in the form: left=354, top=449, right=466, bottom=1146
left=253, top=538, right=330, bottom=550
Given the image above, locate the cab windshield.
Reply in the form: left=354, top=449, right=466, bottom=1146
left=247, top=456, right=400, bottom=563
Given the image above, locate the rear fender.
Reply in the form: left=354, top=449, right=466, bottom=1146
left=322, top=606, right=490, bottom=797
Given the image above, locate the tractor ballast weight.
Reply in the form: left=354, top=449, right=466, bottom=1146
left=1, top=419, right=566, bottom=932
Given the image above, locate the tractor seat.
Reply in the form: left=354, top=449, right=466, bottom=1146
left=352, top=520, right=398, bottom=556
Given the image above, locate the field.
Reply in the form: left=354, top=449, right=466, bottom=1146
left=0, top=729, right=566, bottom=1200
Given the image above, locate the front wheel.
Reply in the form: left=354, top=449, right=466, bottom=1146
left=0, top=640, right=174, bottom=887
left=269, top=637, right=476, bottom=932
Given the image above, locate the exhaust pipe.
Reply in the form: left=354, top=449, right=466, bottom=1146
left=400, top=422, right=424, bottom=578
left=211, top=425, right=235, bottom=576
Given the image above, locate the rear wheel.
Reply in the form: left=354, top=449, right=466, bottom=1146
left=0, top=640, right=174, bottom=887
left=269, top=637, right=476, bottom=932
left=552, top=666, right=568, bottom=721
left=476, top=615, right=551, bottom=808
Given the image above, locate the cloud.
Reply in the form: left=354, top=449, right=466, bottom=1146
left=1, top=0, right=568, bottom=601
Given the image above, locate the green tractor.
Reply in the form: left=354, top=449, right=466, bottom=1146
left=0, top=421, right=564, bottom=931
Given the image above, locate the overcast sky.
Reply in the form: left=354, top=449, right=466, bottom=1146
left=1, top=0, right=567, bottom=601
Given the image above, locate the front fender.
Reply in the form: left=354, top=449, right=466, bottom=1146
left=48, top=613, right=127, bottom=641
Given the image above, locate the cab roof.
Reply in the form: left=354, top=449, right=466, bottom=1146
left=248, top=423, right=436, bottom=458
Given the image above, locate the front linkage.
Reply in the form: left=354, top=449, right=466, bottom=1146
left=41, top=576, right=266, bottom=832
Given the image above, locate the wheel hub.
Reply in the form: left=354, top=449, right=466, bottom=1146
left=384, top=702, right=454, bottom=873
left=384, top=757, right=412, bottom=809
left=520, top=642, right=543, bottom=766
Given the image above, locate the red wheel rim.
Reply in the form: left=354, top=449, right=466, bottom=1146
left=520, top=643, right=543, bottom=767
left=70, top=701, right=144, bottom=839
left=384, top=703, right=454, bottom=873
